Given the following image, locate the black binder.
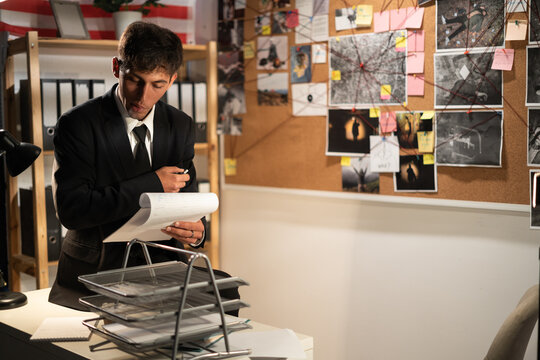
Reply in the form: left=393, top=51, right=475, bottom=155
left=20, top=186, right=62, bottom=262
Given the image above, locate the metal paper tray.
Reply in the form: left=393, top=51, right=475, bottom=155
left=78, top=261, right=249, bottom=303
left=79, top=294, right=249, bottom=326
left=82, top=317, right=252, bottom=354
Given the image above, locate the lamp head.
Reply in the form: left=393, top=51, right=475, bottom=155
left=0, top=129, right=41, bottom=177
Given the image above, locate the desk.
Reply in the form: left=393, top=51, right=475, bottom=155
left=0, top=288, right=313, bottom=359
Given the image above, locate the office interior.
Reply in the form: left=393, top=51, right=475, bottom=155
left=1, top=1, right=539, bottom=360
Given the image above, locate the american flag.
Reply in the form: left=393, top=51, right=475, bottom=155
left=0, top=0, right=195, bottom=43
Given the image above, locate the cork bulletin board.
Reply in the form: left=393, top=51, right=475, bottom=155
left=220, top=0, right=532, bottom=205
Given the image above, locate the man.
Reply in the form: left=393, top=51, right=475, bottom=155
left=48, top=22, right=216, bottom=310
left=441, top=4, right=488, bottom=43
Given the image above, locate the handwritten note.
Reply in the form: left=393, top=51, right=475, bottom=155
left=370, top=135, right=400, bottom=173
left=407, top=52, right=425, bottom=74
left=420, top=111, right=435, bottom=120
left=341, top=156, right=351, bottom=166
left=390, top=8, right=407, bottom=30
left=405, top=7, right=424, bottom=29
left=408, top=30, right=424, bottom=52
left=423, top=153, right=434, bottom=165
left=506, top=20, right=527, bottom=41
left=491, top=48, right=514, bottom=71
left=396, top=35, right=406, bottom=52
left=417, top=131, right=434, bottom=153
left=374, top=11, right=390, bottom=33
left=407, top=74, right=424, bottom=96
left=331, top=70, right=341, bottom=80
left=380, top=111, right=397, bottom=133
left=369, top=107, right=380, bottom=118
left=225, top=158, right=237, bottom=176
left=381, top=85, right=392, bottom=100
left=244, top=41, right=255, bottom=59
left=355, top=5, right=373, bottom=27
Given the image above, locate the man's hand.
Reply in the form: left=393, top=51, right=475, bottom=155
left=161, top=220, right=204, bottom=246
left=155, top=166, right=189, bottom=193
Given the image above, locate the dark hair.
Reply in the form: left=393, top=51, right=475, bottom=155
left=118, top=21, right=183, bottom=76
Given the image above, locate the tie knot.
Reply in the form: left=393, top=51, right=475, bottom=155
left=133, top=125, right=147, bottom=143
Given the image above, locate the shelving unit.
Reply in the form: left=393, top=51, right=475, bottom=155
left=4, top=32, right=220, bottom=291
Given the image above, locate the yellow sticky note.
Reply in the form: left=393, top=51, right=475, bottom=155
left=224, top=158, right=237, bottom=176
left=336, top=37, right=340, bottom=42
left=332, top=70, right=341, bottom=80
left=423, top=154, right=434, bottom=165
left=369, top=107, right=380, bottom=118
left=243, top=41, right=255, bottom=59
left=380, top=85, right=391, bottom=99
left=420, top=111, right=435, bottom=119
left=396, top=36, right=406, bottom=49
left=417, top=131, right=434, bottom=153
left=341, top=156, right=351, bottom=166
left=356, top=5, right=373, bottom=27
left=262, top=25, right=271, bottom=35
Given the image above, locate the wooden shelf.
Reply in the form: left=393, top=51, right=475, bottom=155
left=4, top=32, right=220, bottom=291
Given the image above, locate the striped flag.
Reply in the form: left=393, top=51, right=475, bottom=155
left=0, top=0, right=195, bottom=43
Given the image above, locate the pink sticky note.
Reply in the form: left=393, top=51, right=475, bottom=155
left=380, top=111, right=397, bottom=133
left=405, top=7, right=424, bottom=29
left=286, top=9, right=299, bottom=28
left=408, top=30, right=424, bottom=52
left=390, top=8, right=407, bottom=30
left=407, top=74, right=424, bottom=96
left=407, top=52, right=425, bottom=74
left=374, top=11, right=390, bottom=33
left=491, top=48, right=514, bottom=71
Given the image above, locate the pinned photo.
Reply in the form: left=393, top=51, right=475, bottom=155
left=394, top=155, right=437, bottom=192
left=342, top=156, right=380, bottom=193
left=290, top=45, right=312, bottom=83
left=327, top=109, right=379, bottom=156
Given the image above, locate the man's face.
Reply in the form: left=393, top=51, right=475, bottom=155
left=113, top=58, right=176, bottom=120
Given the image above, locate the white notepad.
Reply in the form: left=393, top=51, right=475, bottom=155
left=30, top=317, right=91, bottom=342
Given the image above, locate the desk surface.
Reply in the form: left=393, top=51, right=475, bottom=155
left=0, top=288, right=313, bottom=360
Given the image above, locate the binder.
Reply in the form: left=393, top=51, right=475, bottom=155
left=194, top=82, right=207, bottom=124
left=180, top=82, right=194, bottom=118
left=20, top=186, right=62, bottom=261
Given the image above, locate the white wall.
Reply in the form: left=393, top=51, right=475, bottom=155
left=220, top=185, right=539, bottom=360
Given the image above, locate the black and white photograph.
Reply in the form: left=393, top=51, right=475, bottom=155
left=434, top=51, right=503, bottom=109
left=531, top=170, right=540, bottom=228
left=326, top=109, right=379, bottom=156
left=329, top=31, right=407, bottom=106
left=290, top=45, right=311, bottom=83
left=436, top=0, right=505, bottom=51
left=218, top=19, right=244, bottom=52
left=218, top=50, right=244, bottom=85
left=218, top=83, right=246, bottom=119
left=257, top=72, right=288, bottom=106
left=342, top=156, right=380, bottom=193
left=435, top=111, right=503, bottom=167
left=395, top=111, right=433, bottom=150
left=257, top=36, right=288, bottom=70
left=530, top=0, right=540, bottom=43
left=334, top=7, right=357, bottom=31
left=394, top=155, right=437, bottom=192
left=526, top=46, right=540, bottom=106
left=528, top=108, right=540, bottom=165
left=218, top=0, right=244, bottom=21
left=272, top=11, right=289, bottom=34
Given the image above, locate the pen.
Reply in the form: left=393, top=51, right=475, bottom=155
left=182, top=169, right=189, bottom=174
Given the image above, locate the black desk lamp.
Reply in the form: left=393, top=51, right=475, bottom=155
left=0, top=129, right=41, bottom=309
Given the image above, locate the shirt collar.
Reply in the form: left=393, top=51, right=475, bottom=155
left=114, top=86, right=155, bottom=139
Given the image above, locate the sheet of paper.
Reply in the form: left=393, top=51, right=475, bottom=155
left=417, top=131, right=434, bottom=153
left=311, top=14, right=329, bottom=41
left=374, top=11, right=390, bottom=33
left=407, top=51, right=424, bottom=73
left=506, top=20, right=527, bottom=41
left=295, top=17, right=312, bottom=44
left=491, top=48, right=514, bottom=71
left=335, top=7, right=357, bottom=31
left=225, top=158, right=237, bottom=176
left=420, top=111, right=434, bottom=119
left=312, top=43, right=327, bottom=63
left=370, top=135, right=400, bottom=173
left=313, top=0, right=329, bottom=15
left=423, top=153, right=434, bottom=165
left=408, top=30, right=424, bottom=52
left=407, top=74, right=424, bottom=96
left=390, top=8, right=407, bottom=30
left=31, top=317, right=91, bottom=341
left=104, top=193, right=219, bottom=242
left=243, top=40, right=255, bottom=59
left=355, top=5, right=373, bottom=27
left=405, top=7, right=424, bottom=29
left=380, top=111, right=397, bottom=133
left=292, top=83, right=327, bottom=116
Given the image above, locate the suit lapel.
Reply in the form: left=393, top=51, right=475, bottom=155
left=152, top=103, right=169, bottom=169
left=101, top=85, right=135, bottom=177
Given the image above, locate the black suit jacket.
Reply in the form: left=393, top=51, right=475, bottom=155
left=49, top=84, right=204, bottom=310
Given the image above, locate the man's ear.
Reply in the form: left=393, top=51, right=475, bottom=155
left=167, top=73, right=178, bottom=90
left=112, top=57, right=120, bottom=78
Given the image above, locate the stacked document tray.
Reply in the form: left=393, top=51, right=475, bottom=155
left=78, top=241, right=250, bottom=359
